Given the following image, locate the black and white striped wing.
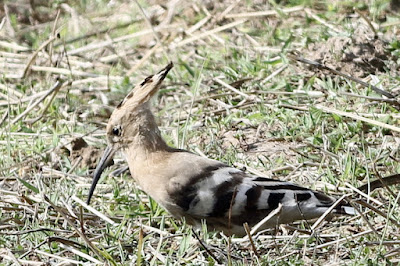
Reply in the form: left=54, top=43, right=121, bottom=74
left=170, top=163, right=351, bottom=234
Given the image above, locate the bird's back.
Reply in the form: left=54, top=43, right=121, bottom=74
left=143, top=150, right=348, bottom=236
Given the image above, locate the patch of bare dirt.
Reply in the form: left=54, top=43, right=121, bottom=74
left=222, top=124, right=300, bottom=165
left=0, top=1, right=57, bottom=25
left=303, top=27, right=399, bottom=78
left=69, top=137, right=107, bottom=169
left=245, top=139, right=299, bottom=163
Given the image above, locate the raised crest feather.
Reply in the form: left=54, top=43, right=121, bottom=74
left=119, top=62, right=173, bottom=110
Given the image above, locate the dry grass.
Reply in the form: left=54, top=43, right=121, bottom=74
left=0, top=0, right=399, bottom=264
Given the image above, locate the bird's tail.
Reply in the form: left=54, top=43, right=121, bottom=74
left=313, top=191, right=355, bottom=216
left=333, top=201, right=356, bottom=216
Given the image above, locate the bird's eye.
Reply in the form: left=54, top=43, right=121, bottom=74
left=112, top=126, right=122, bottom=136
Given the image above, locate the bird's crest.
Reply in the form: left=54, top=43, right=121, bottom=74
left=117, top=62, right=173, bottom=110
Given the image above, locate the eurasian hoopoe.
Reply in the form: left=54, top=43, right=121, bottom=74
left=87, top=63, right=354, bottom=236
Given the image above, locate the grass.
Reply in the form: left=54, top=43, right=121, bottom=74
left=0, top=0, right=399, bottom=264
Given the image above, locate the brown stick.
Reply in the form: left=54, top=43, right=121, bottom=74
left=357, top=174, right=400, bottom=193
left=354, top=199, right=400, bottom=228
left=243, top=222, right=260, bottom=258
left=191, top=228, right=222, bottom=264
left=11, top=79, right=63, bottom=124
left=44, top=195, right=104, bottom=261
left=288, top=52, right=397, bottom=100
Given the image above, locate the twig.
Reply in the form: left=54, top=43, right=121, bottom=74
left=216, top=0, right=241, bottom=21
left=0, top=110, right=8, bottom=127
left=11, top=79, right=63, bottom=124
left=288, top=53, right=397, bottom=100
left=304, top=8, right=341, bottom=33
left=59, top=243, right=102, bottom=264
left=170, top=19, right=247, bottom=48
left=311, top=194, right=349, bottom=231
left=339, top=91, right=400, bottom=104
left=281, top=103, right=400, bottom=133
left=214, top=77, right=250, bottom=99
left=22, top=35, right=58, bottom=78
left=137, top=227, right=144, bottom=265
left=261, top=65, right=288, bottom=85
left=53, top=18, right=142, bottom=47
left=354, top=8, right=378, bottom=37
left=278, top=229, right=301, bottom=254
left=19, top=240, right=47, bottom=260
left=381, top=20, right=400, bottom=27
left=29, top=65, right=116, bottom=78
left=315, top=104, right=400, bottom=133
left=191, top=228, right=222, bottom=264
left=3, top=4, right=15, bottom=37
left=365, top=241, right=400, bottom=246
left=206, top=101, right=260, bottom=116
left=0, top=17, right=5, bottom=32
left=354, top=199, right=400, bottom=228
left=26, top=80, right=71, bottom=125
left=386, top=247, right=400, bottom=258
left=66, top=24, right=178, bottom=55
left=243, top=222, right=259, bottom=258
left=249, top=203, right=282, bottom=236
left=279, top=104, right=308, bottom=111
left=133, top=0, right=173, bottom=69
left=281, top=104, right=400, bottom=133
left=310, top=225, right=384, bottom=251
left=357, top=173, right=400, bottom=193
left=233, top=233, right=342, bottom=242
left=44, top=195, right=104, bottom=261
left=71, top=195, right=117, bottom=225
left=345, top=182, right=382, bottom=205
left=351, top=113, right=400, bottom=119
left=347, top=199, right=380, bottom=237
left=0, top=83, right=23, bottom=98
left=225, top=6, right=303, bottom=19
left=34, top=249, right=82, bottom=264
left=187, top=14, right=212, bottom=34
left=371, top=165, right=398, bottom=200
left=0, top=40, right=29, bottom=51
left=0, top=227, right=70, bottom=235
left=126, top=43, right=161, bottom=76
left=48, top=9, right=61, bottom=66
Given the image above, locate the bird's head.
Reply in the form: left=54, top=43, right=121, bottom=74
left=87, top=62, right=173, bottom=204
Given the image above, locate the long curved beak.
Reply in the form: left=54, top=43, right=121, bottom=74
left=87, top=145, right=116, bottom=205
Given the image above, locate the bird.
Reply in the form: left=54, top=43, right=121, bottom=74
left=87, top=62, right=354, bottom=236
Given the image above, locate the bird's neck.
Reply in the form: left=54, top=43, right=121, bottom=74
left=124, top=107, right=170, bottom=162
left=122, top=113, right=171, bottom=190
left=134, top=125, right=169, bottom=153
